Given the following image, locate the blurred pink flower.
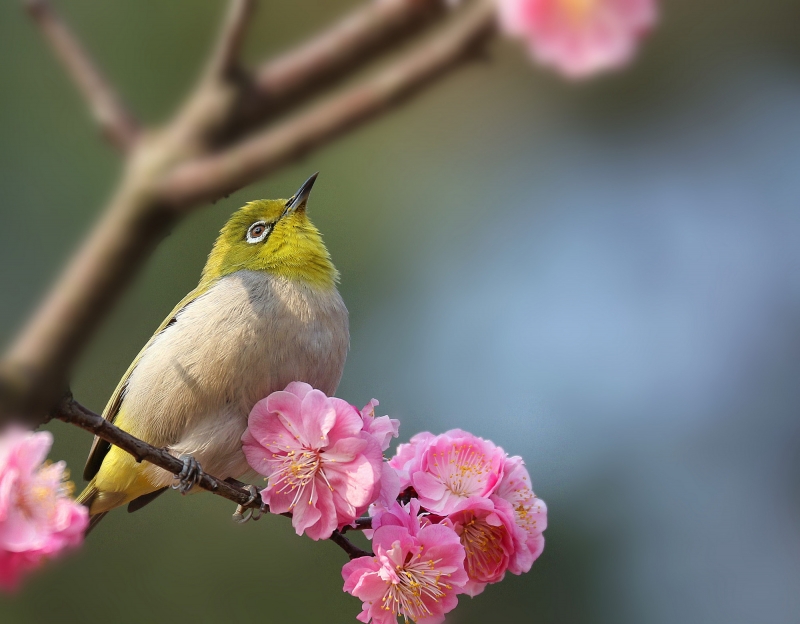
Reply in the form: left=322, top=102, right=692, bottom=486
left=242, top=382, right=384, bottom=540
left=493, top=455, right=547, bottom=572
left=447, top=496, right=519, bottom=596
left=342, top=512, right=468, bottom=624
left=403, top=429, right=506, bottom=515
left=0, top=428, right=88, bottom=592
left=497, top=0, right=657, bottom=78
left=359, top=399, right=400, bottom=452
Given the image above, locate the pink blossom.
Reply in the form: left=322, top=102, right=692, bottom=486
left=387, top=431, right=435, bottom=491
left=358, top=399, right=402, bottom=508
left=493, top=455, right=547, bottom=572
left=403, top=429, right=506, bottom=515
left=359, top=399, right=400, bottom=452
left=497, top=0, right=658, bottom=79
left=369, top=498, right=427, bottom=538
left=447, top=496, right=519, bottom=596
left=242, top=382, right=384, bottom=540
left=342, top=509, right=468, bottom=624
left=0, top=427, right=88, bottom=592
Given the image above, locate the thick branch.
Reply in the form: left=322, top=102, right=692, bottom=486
left=24, top=0, right=139, bottom=151
left=160, top=0, right=496, bottom=207
left=238, top=0, right=447, bottom=127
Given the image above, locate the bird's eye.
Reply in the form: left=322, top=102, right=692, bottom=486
left=246, top=221, right=271, bottom=244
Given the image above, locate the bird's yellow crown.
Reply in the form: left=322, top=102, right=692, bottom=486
left=200, top=174, right=338, bottom=290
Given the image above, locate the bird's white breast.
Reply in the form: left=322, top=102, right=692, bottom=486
left=120, top=270, right=349, bottom=485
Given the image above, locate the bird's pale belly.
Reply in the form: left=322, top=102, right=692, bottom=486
left=115, top=270, right=349, bottom=489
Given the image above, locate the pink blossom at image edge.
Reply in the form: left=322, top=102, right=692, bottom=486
left=0, top=428, right=88, bottom=592
left=496, top=0, right=658, bottom=78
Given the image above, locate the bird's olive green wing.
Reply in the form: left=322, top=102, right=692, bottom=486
left=82, top=285, right=210, bottom=481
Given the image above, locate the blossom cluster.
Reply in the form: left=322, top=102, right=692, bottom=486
left=243, top=383, right=547, bottom=624
left=0, top=428, right=88, bottom=592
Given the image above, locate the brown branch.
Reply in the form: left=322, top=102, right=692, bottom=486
left=24, top=0, right=139, bottom=151
left=53, top=395, right=262, bottom=508
left=236, top=0, right=448, bottom=128
left=53, top=395, right=372, bottom=559
left=330, top=530, right=373, bottom=560
left=159, top=0, right=497, bottom=207
left=206, top=0, right=257, bottom=81
left=341, top=517, right=373, bottom=533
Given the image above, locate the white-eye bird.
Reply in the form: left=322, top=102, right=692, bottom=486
left=77, top=173, right=349, bottom=529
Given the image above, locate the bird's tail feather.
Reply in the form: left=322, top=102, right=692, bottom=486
left=76, top=480, right=122, bottom=534
left=86, top=512, right=108, bottom=535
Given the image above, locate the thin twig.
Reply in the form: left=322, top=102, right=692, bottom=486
left=160, top=0, right=496, bottom=207
left=206, top=0, right=257, bottom=81
left=24, top=0, right=139, bottom=151
left=53, top=394, right=373, bottom=559
left=340, top=517, right=373, bottom=533
left=330, top=530, right=373, bottom=560
left=54, top=395, right=262, bottom=508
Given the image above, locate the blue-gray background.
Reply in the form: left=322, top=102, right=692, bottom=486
left=2, top=1, right=799, bottom=622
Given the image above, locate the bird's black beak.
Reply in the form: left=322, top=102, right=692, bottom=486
left=284, top=172, right=318, bottom=214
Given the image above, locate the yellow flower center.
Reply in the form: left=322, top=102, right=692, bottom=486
left=430, top=444, right=492, bottom=499
left=381, top=547, right=451, bottom=621
left=269, top=448, right=333, bottom=508
left=458, top=517, right=505, bottom=581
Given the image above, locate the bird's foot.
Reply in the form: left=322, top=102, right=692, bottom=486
left=171, top=455, right=203, bottom=494
left=232, top=485, right=265, bottom=524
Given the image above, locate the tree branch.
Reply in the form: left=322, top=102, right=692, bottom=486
left=235, top=0, right=448, bottom=129
left=159, top=0, right=496, bottom=208
left=53, top=395, right=262, bottom=508
left=24, top=0, right=139, bottom=151
left=330, top=530, right=373, bottom=560
left=206, top=0, right=257, bottom=81
left=52, top=394, right=373, bottom=559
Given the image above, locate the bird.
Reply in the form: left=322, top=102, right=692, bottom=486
left=76, top=173, right=349, bottom=530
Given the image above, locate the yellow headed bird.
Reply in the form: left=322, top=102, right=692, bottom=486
left=77, top=173, right=349, bottom=529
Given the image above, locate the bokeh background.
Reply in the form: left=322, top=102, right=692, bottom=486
left=2, top=0, right=800, bottom=622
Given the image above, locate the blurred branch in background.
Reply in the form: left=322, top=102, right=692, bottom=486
left=0, top=0, right=496, bottom=425
left=23, top=0, right=140, bottom=151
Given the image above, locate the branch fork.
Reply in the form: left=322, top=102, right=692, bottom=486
left=5, top=0, right=496, bottom=559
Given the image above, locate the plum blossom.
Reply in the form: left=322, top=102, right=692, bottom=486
left=0, top=427, right=88, bottom=592
left=493, top=455, right=547, bottom=572
left=447, top=496, right=519, bottom=596
left=242, top=382, right=384, bottom=540
left=403, top=429, right=506, bottom=515
left=359, top=399, right=399, bottom=452
left=342, top=507, right=468, bottom=624
left=387, top=431, right=434, bottom=491
left=497, top=0, right=658, bottom=78
left=359, top=399, right=402, bottom=508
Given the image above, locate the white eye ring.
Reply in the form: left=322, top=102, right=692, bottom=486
left=246, top=221, right=271, bottom=244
